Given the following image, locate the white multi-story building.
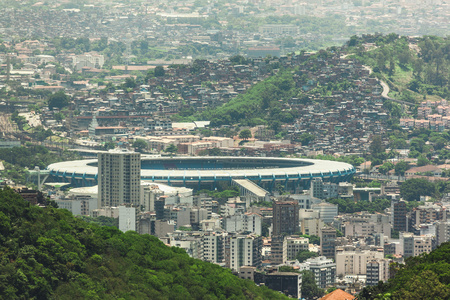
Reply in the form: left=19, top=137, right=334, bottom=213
left=228, top=234, right=262, bottom=272
left=119, top=206, right=136, bottom=232
left=344, top=222, right=391, bottom=238
left=55, top=195, right=97, bottom=216
left=305, top=256, right=336, bottom=289
left=72, top=52, right=105, bottom=70
left=311, top=202, right=338, bottom=224
left=98, top=149, right=141, bottom=208
left=335, top=250, right=384, bottom=276
left=401, top=233, right=434, bottom=258
left=202, top=232, right=226, bottom=264
left=222, top=213, right=262, bottom=235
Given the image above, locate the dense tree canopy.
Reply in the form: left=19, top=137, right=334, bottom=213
left=132, top=139, right=148, bottom=152
left=400, top=178, right=438, bottom=201
left=296, top=250, right=319, bottom=263
left=0, top=188, right=288, bottom=299
left=48, top=91, right=70, bottom=110
left=327, top=198, right=391, bottom=214
left=239, top=129, right=252, bottom=140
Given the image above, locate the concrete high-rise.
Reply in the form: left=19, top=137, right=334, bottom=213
left=228, top=234, right=262, bottom=272
left=391, top=199, right=407, bottom=232
left=272, top=199, right=299, bottom=236
left=320, top=226, right=336, bottom=260
left=98, top=149, right=141, bottom=207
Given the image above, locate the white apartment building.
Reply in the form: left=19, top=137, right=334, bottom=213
left=301, top=217, right=324, bottom=236
left=335, top=250, right=384, bottom=276
left=222, top=213, right=262, bottom=235
left=202, top=232, right=226, bottom=264
left=72, top=52, right=105, bottom=71
left=305, top=256, right=336, bottom=289
left=119, top=206, right=136, bottom=233
left=311, top=202, right=338, bottom=224
left=401, top=233, right=434, bottom=258
left=344, top=222, right=391, bottom=238
left=98, top=149, right=141, bottom=208
left=228, top=235, right=262, bottom=272
left=55, top=195, right=97, bottom=216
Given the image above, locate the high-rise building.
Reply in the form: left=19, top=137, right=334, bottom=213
left=436, top=220, right=450, bottom=246
left=401, top=232, right=434, bottom=258
left=223, top=213, right=262, bottom=235
left=311, top=178, right=324, bottom=199
left=202, top=232, right=226, bottom=264
left=271, top=235, right=287, bottom=265
left=305, top=256, right=336, bottom=289
left=98, top=149, right=141, bottom=208
left=391, top=199, right=407, bottom=232
left=311, top=202, right=338, bottom=224
left=409, top=203, right=444, bottom=230
left=272, top=199, right=299, bottom=236
left=228, top=234, right=262, bottom=272
left=366, top=259, right=390, bottom=286
left=320, top=226, right=336, bottom=260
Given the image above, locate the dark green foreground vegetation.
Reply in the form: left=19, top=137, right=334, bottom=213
left=0, top=188, right=287, bottom=299
left=358, top=241, right=450, bottom=299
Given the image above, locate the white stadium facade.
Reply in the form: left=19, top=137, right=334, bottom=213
left=47, top=156, right=356, bottom=193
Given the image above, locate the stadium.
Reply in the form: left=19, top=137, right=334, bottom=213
left=47, top=156, right=356, bottom=192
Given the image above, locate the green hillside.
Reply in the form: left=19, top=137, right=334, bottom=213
left=202, top=68, right=299, bottom=128
left=357, top=242, right=450, bottom=300
left=347, top=34, right=449, bottom=103
left=0, top=187, right=287, bottom=299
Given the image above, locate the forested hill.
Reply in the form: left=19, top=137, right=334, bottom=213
left=357, top=241, right=450, bottom=300
left=203, top=68, right=299, bottom=127
left=0, top=187, right=287, bottom=299
left=347, top=34, right=449, bottom=102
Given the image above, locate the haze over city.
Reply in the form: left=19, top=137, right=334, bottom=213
left=0, top=0, right=449, bottom=299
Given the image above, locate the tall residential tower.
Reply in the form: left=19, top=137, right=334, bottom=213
left=98, top=149, right=141, bottom=207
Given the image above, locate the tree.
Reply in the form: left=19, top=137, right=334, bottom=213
left=239, top=129, right=252, bottom=141
left=103, top=141, right=115, bottom=150
left=132, top=139, right=148, bottom=152
left=370, top=135, right=385, bottom=158
left=10, top=111, right=27, bottom=130
left=154, top=66, right=165, bottom=77
left=54, top=112, right=65, bottom=124
left=165, top=144, right=178, bottom=154
left=416, top=155, right=430, bottom=167
left=48, top=91, right=70, bottom=110
left=400, top=178, right=436, bottom=201
left=379, top=162, right=394, bottom=175
left=394, top=160, right=409, bottom=176
left=124, top=77, right=137, bottom=89
left=301, top=270, right=324, bottom=299
left=297, top=133, right=315, bottom=146
left=296, top=250, right=319, bottom=263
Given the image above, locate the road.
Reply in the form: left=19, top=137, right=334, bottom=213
left=378, top=80, right=415, bottom=107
